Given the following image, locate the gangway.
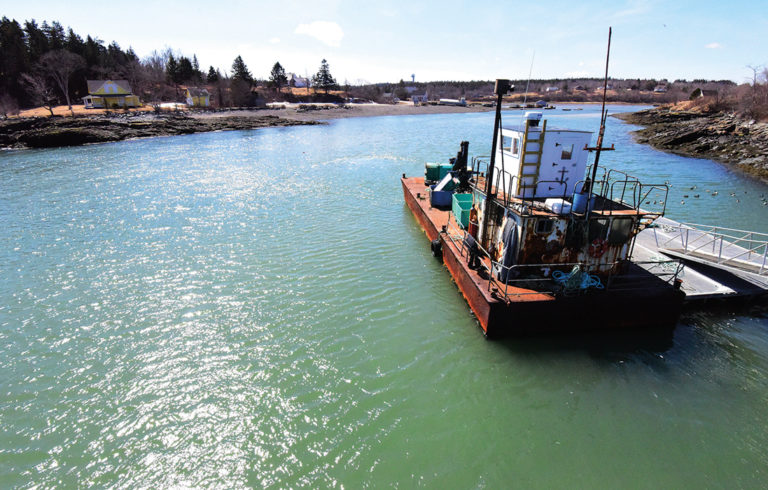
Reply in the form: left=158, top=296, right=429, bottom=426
left=648, top=217, right=768, bottom=290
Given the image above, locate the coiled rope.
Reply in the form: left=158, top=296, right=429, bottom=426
left=552, top=265, right=604, bottom=291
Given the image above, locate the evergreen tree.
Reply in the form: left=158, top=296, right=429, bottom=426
left=0, top=17, right=30, bottom=102
left=105, top=41, right=128, bottom=74
left=231, top=55, right=252, bottom=84
left=83, top=35, right=103, bottom=69
left=166, top=53, right=178, bottom=84
left=207, top=66, right=219, bottom=83
left=65, top=28, right=85, bottom=57
left=24, top=20, right=49, bottom=63
left=43, top=21, right=65, bottom=50
left=312, top=58, right=336, bottom=95
left=192, top=54, right=202, bottom=80
left=269, top=61, right=287, bottom=92
left=176, top=56, right=194, bottom=83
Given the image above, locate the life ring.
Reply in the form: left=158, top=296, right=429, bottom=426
left=588, top=238, right=608, bottom=258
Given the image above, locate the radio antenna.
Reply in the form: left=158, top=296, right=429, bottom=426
left=585, top=27, right=615, bottom=194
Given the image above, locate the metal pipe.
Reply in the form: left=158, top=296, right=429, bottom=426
left=481, top=79, right=512, bottom=249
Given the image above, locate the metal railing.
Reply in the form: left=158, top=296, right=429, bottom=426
left=658, top=222, right=768, bottom=275
left=471, top=158, right=668, bottom=218
left=442, top=217, right=683, bottom=301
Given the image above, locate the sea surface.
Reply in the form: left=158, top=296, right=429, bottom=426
left=1, top=106, right=767, bottom=488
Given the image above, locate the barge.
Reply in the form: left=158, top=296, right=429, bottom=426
left=401, top=78, right=686, bottom=337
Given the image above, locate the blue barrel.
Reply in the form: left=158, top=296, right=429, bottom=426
left=572, top=192, right=588, bottom=213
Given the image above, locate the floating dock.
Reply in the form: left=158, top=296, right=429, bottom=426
left=633, top=217, right=768, bottom=302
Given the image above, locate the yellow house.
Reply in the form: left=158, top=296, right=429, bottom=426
left=82, top=80, right=140, bottom=109
left=185, top=87, right=211, bottom=107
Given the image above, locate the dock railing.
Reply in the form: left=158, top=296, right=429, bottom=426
left=443, top=217, right=683, bottom=301
left=658, top=222, right=768, bottom=275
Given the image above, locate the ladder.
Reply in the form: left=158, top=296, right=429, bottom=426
left=516, top=119, right=546, bottom=198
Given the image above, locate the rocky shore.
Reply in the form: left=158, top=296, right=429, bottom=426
left=616, top=108, right=768, bottom=182
left=0, top=113, right=318, bottom=150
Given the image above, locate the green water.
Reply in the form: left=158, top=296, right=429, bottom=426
left=1, top=107, right=767, bottom=488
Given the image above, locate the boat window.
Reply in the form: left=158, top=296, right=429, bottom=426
left=588, top=218, right=609, bottom=242
left=608, top=218, right=634, bottom=244
left=535, top=219, right=554, bottom=234
left=502, top=135, right=512, bottom=152
left=512, top=138, right=520, bottom=156
left=561, top=144, right=574, bottom=160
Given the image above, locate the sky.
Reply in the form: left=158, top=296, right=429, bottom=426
left=2, top=0, right=767, bottom=84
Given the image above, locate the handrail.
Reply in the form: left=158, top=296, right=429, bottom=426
left=657, top=221, right=768, bottom=274
left=443, top=218, right=683, bottom=301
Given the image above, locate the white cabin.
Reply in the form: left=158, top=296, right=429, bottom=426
left=494, top=112, right=592, bottom=199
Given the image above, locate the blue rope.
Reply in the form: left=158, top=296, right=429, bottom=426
left=552, top=266, right=604, bottom=290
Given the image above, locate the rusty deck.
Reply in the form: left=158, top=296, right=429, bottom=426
left=402, top=176, right=684, bottom=337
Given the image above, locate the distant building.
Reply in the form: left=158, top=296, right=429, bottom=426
left=185, top=87, right=211, bottom=107
left=653, top=85, right=668, bottom=93
left=411, top=93, right=429, bottom=105
left=288, top=73, right=310, bottom=88
left=689, top=87, right=718, bottom=100
left=439, top=97, right=466, bottom=106
left=544, top=86, right=560, bottom=93
left=535, top=100, right=548, bottom=108
left=573, top=85, right=586, bottom=91
left=82, top=80, right=140, bottom=109
left=382, top=92, right=399, bottom=104
left=405, top=86, right=418, bottom=95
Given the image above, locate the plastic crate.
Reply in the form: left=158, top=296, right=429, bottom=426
left=425, top=163, right=454, bottom=183
left=430, top=185, right=453, bottom=207
left=452, top=193, right=473, bottom=228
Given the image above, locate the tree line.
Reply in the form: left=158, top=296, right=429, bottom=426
left=0, top=16, right=340, bottom=115
left=1, top=16, right=766, bottom=120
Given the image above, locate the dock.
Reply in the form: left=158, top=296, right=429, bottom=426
left=633, top=217, right=768, bottom=302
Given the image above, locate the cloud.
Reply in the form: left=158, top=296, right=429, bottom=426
left=269, top=37, right=280, bottom=44
left=295, top=21, right=344, bottom=47
left=705, top=42, right=722, bottom=49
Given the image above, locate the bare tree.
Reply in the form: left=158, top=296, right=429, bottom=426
left=746, top=64, right=761, bottom=87
left=39, top=50, right=86, bottom=114
left=230, top=79, right=251, bottom=107
left=21, top=73, right=57, bottom=116
left=142, top=50, right=173, bottom=102
left=214, top=76, right=231, bottom=108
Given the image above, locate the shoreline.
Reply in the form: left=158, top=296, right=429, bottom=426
left=0, top=104, right=495, bottom=150
left=209, top=103, right=495, bottom=121
left=615, top=108, right=768, bottom=184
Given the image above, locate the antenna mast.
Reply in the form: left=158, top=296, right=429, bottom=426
left=585, top=27, right=615, bottom=193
